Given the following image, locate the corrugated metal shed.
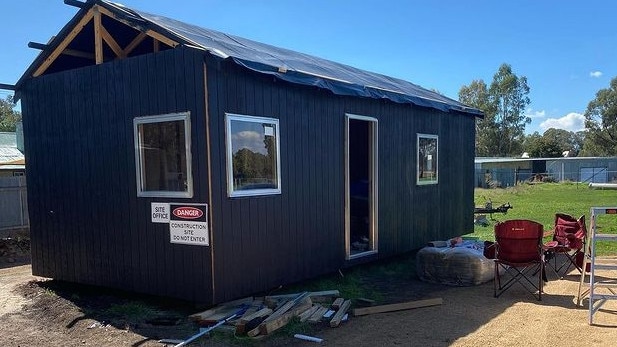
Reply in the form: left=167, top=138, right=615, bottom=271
left=0, top=133, right=24, bottom=165
left=0, top=147, right=24, bottom=164
left=0, top=132, right=17, bottom=147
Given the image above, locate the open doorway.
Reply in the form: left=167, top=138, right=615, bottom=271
left=345, top=114, right=378, bottom=259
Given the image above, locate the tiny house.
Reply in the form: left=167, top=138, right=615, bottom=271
left=14, top=0, right=481, bottom=304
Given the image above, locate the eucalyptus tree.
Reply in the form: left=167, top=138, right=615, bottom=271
left=459, top=63, right=531, bottom=157
left=0, top=95, right=21, bottom=132
left=583, top=77, right=617, bottom=156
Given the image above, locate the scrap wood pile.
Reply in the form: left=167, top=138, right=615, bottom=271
left=188, top=290, right=350, bottom=339
left=186, top=290, right=443, bottom=341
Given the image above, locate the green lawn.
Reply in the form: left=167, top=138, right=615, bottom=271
left=470, top=182, right=617, bottom=256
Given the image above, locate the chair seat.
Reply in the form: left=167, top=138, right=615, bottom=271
left=543, top=240, right=558, bottom=248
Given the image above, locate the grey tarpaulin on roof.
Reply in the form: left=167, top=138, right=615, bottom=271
left=102, top=1, right=482, bottom=116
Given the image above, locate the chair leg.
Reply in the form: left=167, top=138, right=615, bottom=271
left=494, top=263, right=543, bottom=300
left=494, top=262, right=498, bottom=298
left=538, top=262, right=543, bottom=301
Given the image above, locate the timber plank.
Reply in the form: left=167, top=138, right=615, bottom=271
left=262, top=292, right=309, bottom=323
left=240, top=307, right=272, bottom=323
left=239, top=299, right=264, bottom=320
left=329, top=300, right=351, bottom=327
left=307, top=306, right=329, bottom=323
left=266, top=290, right=340, bottom=301
left=258, top=300, right=312, bottom=335
left=235, top=307, right=273, bottom=334
left=93, top=7, right=103, bottom=63
left=352, top=298, right=443, bottom=316
left=298, top=305, right=321, bottom=322
left=189, top=296, right=253, bottom=321
left=331, top=298, right=344, bottom=310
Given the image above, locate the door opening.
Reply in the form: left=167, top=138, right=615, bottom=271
left=345, top=114, right=378, bottom=259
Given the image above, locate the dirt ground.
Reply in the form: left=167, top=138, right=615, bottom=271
left=2, top=248, right=617, bottom=346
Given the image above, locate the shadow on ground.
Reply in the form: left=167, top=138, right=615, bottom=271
left=17, top=279, right=199, bottom=347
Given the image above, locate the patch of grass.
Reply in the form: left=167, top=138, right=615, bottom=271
left=472, top=182, right=617, bottom=255
left=103, top=301, right=160, bottom=321
left=43, top=287, right=57, bottom=296
left=279, top=272, right=382, bottom=304
left=279, top=253, right=419, bottom=306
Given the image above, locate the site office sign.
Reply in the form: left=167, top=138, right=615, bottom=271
left=169, top=204, right=209, bottom=246
left=151, top=203, right=209, bottom=246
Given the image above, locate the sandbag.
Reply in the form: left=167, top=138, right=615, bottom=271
left=416, top=242, right=496, bottom=286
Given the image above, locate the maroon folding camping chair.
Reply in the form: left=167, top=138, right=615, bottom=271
left=494, top=220, right=545, bottom=300
left=543, top=213, right=587, bottom=278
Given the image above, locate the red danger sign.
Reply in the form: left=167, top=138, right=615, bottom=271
left=172, top=206, right=204, bottom=219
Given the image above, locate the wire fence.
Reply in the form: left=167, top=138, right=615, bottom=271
left=475, top=168, right=617, bottom=188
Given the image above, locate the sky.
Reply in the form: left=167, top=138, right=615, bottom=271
left=1, top=0, right=615, bottom=135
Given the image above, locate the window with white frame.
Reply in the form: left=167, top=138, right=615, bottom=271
left=417, top=134, right=438, bottom=185
left=226, top=114, right=280, bottom=197
left=134, top=112, right=192, bottom=197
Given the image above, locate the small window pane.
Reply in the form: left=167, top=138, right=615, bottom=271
left=226, top=114, right=280, bottom=197
left=134, top=113, right=192, bottom=197
left=417, top=134, right=438, bottom=185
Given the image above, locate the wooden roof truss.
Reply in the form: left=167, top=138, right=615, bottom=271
left=32, top=4, right=179, bottom=77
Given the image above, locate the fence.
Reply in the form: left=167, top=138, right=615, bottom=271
left=0, top=176, right=29, bottom=236
left=475, top=168, right=617, bottom=188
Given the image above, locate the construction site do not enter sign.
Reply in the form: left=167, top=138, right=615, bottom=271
left=151, top=203, right=209, bottom=246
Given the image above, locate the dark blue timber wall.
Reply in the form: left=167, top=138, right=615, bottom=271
left=206, top=57, right=476, bottom=302
left=20, top=46, right=476, bottom=304
left=20, top=47, right=213, bottom=302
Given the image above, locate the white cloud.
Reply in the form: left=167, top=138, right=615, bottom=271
left=232, top=130, right=267, bottom=154
left=524, top=108, right=546, bottom=118
left=590, top=71, right=603, bottom=78
left=539, top=112, right=585, bottom=132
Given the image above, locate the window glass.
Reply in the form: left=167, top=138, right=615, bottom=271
left=226, top=114, right=280, bottom=197
left=134, top=113, right=192, bottom=197
left=417, top=134, right=438, bottom=185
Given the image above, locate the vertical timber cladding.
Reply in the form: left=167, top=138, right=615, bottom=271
left=21, top=47, right=214, bottom=302
left=207, top=59, right=477, bottom=302
left=346, top=101, right=476, bottom=256
left=207, top=60, right=346, bottom=303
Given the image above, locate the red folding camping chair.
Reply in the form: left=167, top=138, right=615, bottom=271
left=543, top=213, right=587, bottom=278
left=494, top=220, right=545, bottom=300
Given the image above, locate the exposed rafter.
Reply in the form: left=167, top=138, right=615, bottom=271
left=100, top=25, right=125, bottom=58
left=93, top=7, right=103, bottom=64
left=32, top=3, right=181, bottom=77
left=123, top=32, right=147, bottom=56
left=33, top=8, right=95, bottom=76
left=145, top=30, right=178, bottom=48
left=27, top=42, right=47, bottom=50
left=63, top=49, right=95, bottom=60
left=29, top=41, right=94, bottom=60
left=63, top=0, right=86, bottom=8
left=0, top=83, right=16, bottom=91
left=97, top=6, right=179, bottom=48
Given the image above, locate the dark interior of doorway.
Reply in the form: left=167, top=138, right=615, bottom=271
left=349, top=119, right=371, bottom=255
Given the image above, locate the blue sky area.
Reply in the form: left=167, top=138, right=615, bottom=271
left=1, top=0, right=615, bottom=134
